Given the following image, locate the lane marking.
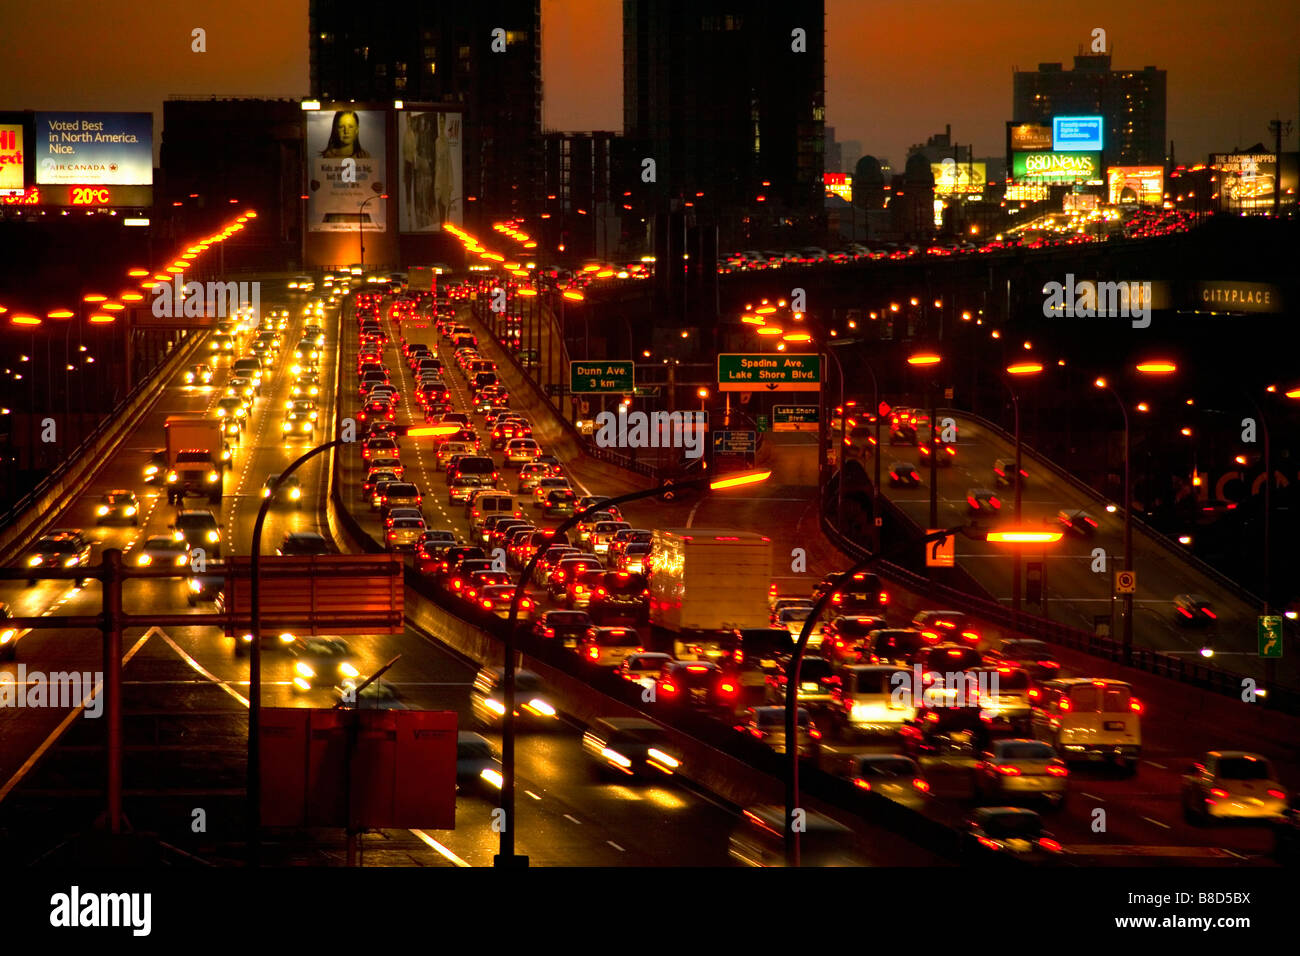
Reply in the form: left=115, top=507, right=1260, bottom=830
left=607, top=840, right=625, bottom=852
left=1080, top=792, right=1105, bottom=802
left=524, top=790, right=541, bottom=800
left=409, top=827, right=472, bottom=867
left=153, top=629, right=250, bottom=707
left=1142, top=815, right=1172, bottom=830
left=563, top=813, right=582, bottom=825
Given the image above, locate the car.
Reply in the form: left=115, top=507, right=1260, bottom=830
left=386, top=516, right=427, bottom=550
left=504, top=438, right=542, bottom=467
left=575, top=510, right=615, bottom=545
left=735, top=706, right=821, bottom=760
left=728, top=805, right=856, bottom=867
left=228, top=376, right=258, bottom=400
left=989, top=639, right=1061, bottom=682
left=582, top=717, right=683, bottom=780
left=655, top=661, right=742, bottom=716
left=183, top=363, right=214, bottom=386
left=171, top=509, right=223, bottom=558
left=215, top=397, right=248, bottom=427
left=616, top=542, right=651, bottom=574
left=814, top=571, right=888, bottom=615
left=415, top=530, right=460, bottom=573
left=368, top=456, right=404, bottom=480
left=378, top=481, right=422, bottom=513
left=530, top=476, right=572, bottom=507
left=531, top=610, right=595, bottom=650
left=577, top=626, right=643, bottom=669
left=888, top=462, right=921, bottom=487
left=912, top=610, right=980, bottom=646
left=590, top=521, right=632, bottom=556
left=585, top=570, right=649, bottom=625
left=992, top=458, right=1029, bottom=487
left=475, top=584, right=537, bottom=620
left=1174, top=593, right=1217, bottom=626
left=470, top=666, right=558, bottom=728
left=607, top=528, right=652, bottom=563
left=547, top=555, right=601, bottom=599
left=820, top=615, right=888, bottom=664
left=831, top=665, right=915, bottom=738
left=917, top=441, right=956, bottom=466
left=974, top=739, right=1069, bottom=808
left=971, top=664, right=1035, bottom=729
left=1029, top=678, right=1142, bottom=772
left=845, top=754, right=931, bottom=808
left=449, top=474, right=493, bottom=505
left=867, top=628, right=927, bottom=666
left=765, top=654, right=837, bottom=708
left=773, top=606, right=823, bottom=644
left=532, top=544, right=581, bottom=585
left=457, top=732, right=504, bottom=797
left=515, top=461, right=554, bottom=494
left=95, top=490, right=141, bottom=526
left=357, top=398, right=394, bottom=424
left=135, top=535, right=189, bottom=568
left=288, top=637, right=360, bottom=693
left=262, top=474, right=303, bottom=507
left=436, top=441, right=474, bottom=471
left=335, top=677, right=404, bottom=710
left=962, top=807, right=1063, bottom=861
left=277, top=532, right=331, bottom=556
left=1054, top=509, right=1098, bottom=537
left=1182, top=751, right=1287, bottom=824
left=616, top=651, right=675, bottom=691
left=143, top=449, right=169, bottom=484
left=966, top=487, right=1003, bottom=513
left=770, top=596, right=815, bottom=620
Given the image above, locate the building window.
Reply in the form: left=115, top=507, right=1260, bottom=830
left=813, top=106, right=825, bottom=122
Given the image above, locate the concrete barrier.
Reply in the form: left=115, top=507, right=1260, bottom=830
left=0, top=331, right=207, bottom=565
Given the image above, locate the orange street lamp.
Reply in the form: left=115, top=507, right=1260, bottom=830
left=1135, top=360, right=1176, bottom=374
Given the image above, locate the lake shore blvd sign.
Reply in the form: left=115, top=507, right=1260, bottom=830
left=570, top=360, right=634, bottom=394
left=718, top=353, right=821, bottom=392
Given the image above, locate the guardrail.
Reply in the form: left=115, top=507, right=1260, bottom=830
left=943, top=406, right=1266, bottom=609
left=819, top=512, right=1300, bottom=716
left=0, top=330, right=206, bottom=563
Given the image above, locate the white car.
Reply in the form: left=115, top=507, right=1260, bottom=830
left=1182, top=751, right=1287, bottom=824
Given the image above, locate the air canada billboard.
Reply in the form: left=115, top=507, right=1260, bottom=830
left=1013, top=151, right=1102, bottom=184
left=34, top=112, right=152, bottom=185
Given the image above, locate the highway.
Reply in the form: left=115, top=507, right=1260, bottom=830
left=0, top=278, right=1292, bottom=867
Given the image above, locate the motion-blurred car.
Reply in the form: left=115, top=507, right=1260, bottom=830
left=888, top=462, right=921, bottom=487
left=582, top=717, right=683, bottom=779
left=531, top=609, right=595, bottom=649
left=1182, top=751, right=1287, bottom=824
left=457, top=732, right=504, bottom=796
left=917, top=441, right=956, bottom=466
left=1056, top=509, right=1098, bottom=537
left=831, top=664, right=914, bottom=737
left=617, top=651, right=674, bottom=691
left=912, top=610, right=980, bottom=646
left=135, top=535, right=189, bottom=568
left=992, top=458, right=1029, bottom=487
left=277, top=532, right=331, bottom=556
left=846, top=754, right=931, bottom=808
left=735, top=706, right=821, bottom=760
left=821, top=615, right=888, bottom=664
left=334, top=677, right=404, bottom=710
left=962, top=807, right=1062, bottom=861
left=728, top=805, right=856, bottom=867
left=966, top=488, right=1002, bottom=513
left=183, top=363, right=213, bottom=386
left=289, top=637, right=360, bottom=693
left=143, top=449, right=169, bottom=484
left=974, top=739, right=1069, bottom=808
left=1174, top=593, right=1217, bottom=626
left=470, top=666, right=557, bottom=728
left=989, top=639, right=1061, bottom=682
left=95, top=490, right=140, bottom=526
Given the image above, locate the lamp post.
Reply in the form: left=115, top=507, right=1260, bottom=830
left=1004, top=362, right=1043, bottom=613
left=357, top=193, right=387, bottom=275
left=782, top=522, right=1062, bottom=864
left=496, top=467, right=771, bottom=867
left=1093, top=378, right=1132, bottom=662
left=907, top=352, right=943, bottom=529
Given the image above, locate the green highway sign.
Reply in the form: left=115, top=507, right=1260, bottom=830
left=773, top=404, right=819, bottom=432
left=1258, top=615, right=1283, bottom=658
left=718, top=353, right=821, bottom=392
left=570, top=360, right=634, bottom=394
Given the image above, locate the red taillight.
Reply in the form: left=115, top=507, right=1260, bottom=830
left=543, top=627, right=554, bottom=637
left=854, top=777, right=871, bottom=791
left=912, top=777, right=930, bottom=792
left=995, top=764, right=1021, bottom=776
left=597, top=588, right=607, bottom=596
left=1268, top=789, right=1286, bottom=799
left=879, top=591, right=889, bottom=604
left=977, top=836, right=1001, bottom=851
left=481, top=599, right=493, bottom=609
left=1210, top=788, right=1229, bottom=798
left=1201, top=608, right=1217, bottom=619
left=967, top=496, right=977, bottom=508
left=1038, top=838, right=1062, bottom=853
left=1046, top=763, right=1068, bottom=777
left=809, top=727, right=822, bottom=739
left=719, top=682, right=737, bottom=695
left=1058, top=698, right=1072, bottom=713
left=660, top=681, right=676, bottom=694
left=521, top=599, right=533, bottom=609
left=587, top=646, right=600, bottom=661
left=1178, top=606, right=1194, bottom=618
left=962, top=631, right=979, bottom=643
left=1130, top=698, right=1143, bottom=714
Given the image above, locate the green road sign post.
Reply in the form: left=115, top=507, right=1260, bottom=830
left=1258, top=615, right=1283, bottom=658
left=570, top=361, right=634, bottom=394
left=718, top=354, right=821, bottom=392
left=773, top=404, right=819, bottom=432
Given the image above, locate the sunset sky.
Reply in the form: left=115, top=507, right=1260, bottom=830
left=1, top=0, right=1295, bottom=166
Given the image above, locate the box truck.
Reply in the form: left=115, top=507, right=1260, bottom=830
left=164, top=415, right=224, bottom=505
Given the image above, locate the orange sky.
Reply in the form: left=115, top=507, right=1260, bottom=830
left=1, top=0, right=1296, bottom=166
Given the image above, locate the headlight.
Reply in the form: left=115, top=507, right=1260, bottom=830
left=125, top=506, right=137, bottom=516
left=173, top=531, right=184, bottom=542
left=339, top=662, right=359, bottom=679
left=145, top=465, right=158, bottom=477
left=0, top=629, right=15, bottom=644
left=289, top=487, right=301, bottom=500
left=262, top=487, right=271, bottom=497
left=27, top=555, right=42, bottom=566
left=294, top=662, right=316, bottom=679
left=282, top=422, right=292, bottom=432
left=484, top=698, right=507, bottom=715
left=97, top=505, right=109, bottom=516
left=137, top=554, right=152, bottom=566
left=206, top=530, right=219, bottom=543
left=188, top=578, right=201, bottom=592
left=292, top=677, right=312, bottom=692
left=174, top=555, right=188, bottom=566
left=279, top=632, right=296, bottom=644
left=526, top=698, right=556, bottom=717
left=216, top=407, right=227, bottom=417
left=64, top=557, right=79, bottom=567
left=207, top=471, right=219, bottom=482
left=647, top=748, right=680, bottom=769
left=166, top=471, right=178, bottom=483
left=480, top=768, right=504, bottom=789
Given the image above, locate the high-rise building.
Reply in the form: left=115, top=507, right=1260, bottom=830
left=623, top=0, right=826, bottom=248
left=309, top=0, right=542, bottom=227
left=1013, top=53, right=1166, bottom=166
left=541, top=131, right=623, bottom=260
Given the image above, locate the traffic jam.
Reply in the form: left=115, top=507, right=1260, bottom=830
left=335, top=280, right=1295, bottom=864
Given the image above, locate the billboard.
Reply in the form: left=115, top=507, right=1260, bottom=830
left=823, top=172, right=851, bottom=201
left=397, top=110, right=462, bottom=232
left=1107, top=166, right=1164, bottom=206
left=931, top=161, right=986, bottom=195
left=34, top=112, right=152, bottom=185
left=1053, top=116, right=1104, bottom=152
left=1009, top=123, right=1053, bottom=152
left=1013, top=151, right=1102, bottom=184
left=0, top=124, right=23, bottom=195
left=1212, top=153, right=1276, bottom=211
left=306, top=109, right=387, bottom=233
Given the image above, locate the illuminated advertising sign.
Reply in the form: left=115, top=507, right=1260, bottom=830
left=1005, top=183, right=1051, bottom=201
left=1063, top=193, right=1100, bottom=212
left=1013, top=151, right=1102, bottom=184
left=1009, top=123, right=1053, bottom=152
left=1193, top=280, right=1282, bottom=313
left=0, top=125, right=24, bottom=196
left=34, top=113, right=152, bottom=185
left=1107, top=166, right=1164, bottom=206
left=397, top=110, right=463, bottom=233
left=1053, top=116, right=1103, bottom=152
left=931, top=161, right=986, bottom=195
left=306, top=109, right=388, bottom=232
left=823, top=172, right=852, bottom=201
left=1212, top=153, right=1277, bottom=211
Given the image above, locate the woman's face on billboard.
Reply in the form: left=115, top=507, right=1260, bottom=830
left=335, top=114, right=359, bottom=147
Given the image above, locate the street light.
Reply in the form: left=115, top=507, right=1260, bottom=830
left=1004, top=362, right=1043, bottom=613
left=357, top=193, right=388, bottom=275
left=496, top=468, right=771, bottom=867
left=908, top=352, right=944, bottom=528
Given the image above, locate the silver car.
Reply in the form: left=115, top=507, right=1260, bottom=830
left=974, top=739, right=1069, bottom=809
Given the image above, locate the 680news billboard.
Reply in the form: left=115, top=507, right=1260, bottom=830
left=34, top=112, right=152, bottom=185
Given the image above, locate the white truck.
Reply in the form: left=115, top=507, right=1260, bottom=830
left=648, top=529, right=772, bottom=658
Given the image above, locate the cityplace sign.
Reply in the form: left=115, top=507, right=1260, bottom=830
left=1013, top=151, right=1101, bottom=184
